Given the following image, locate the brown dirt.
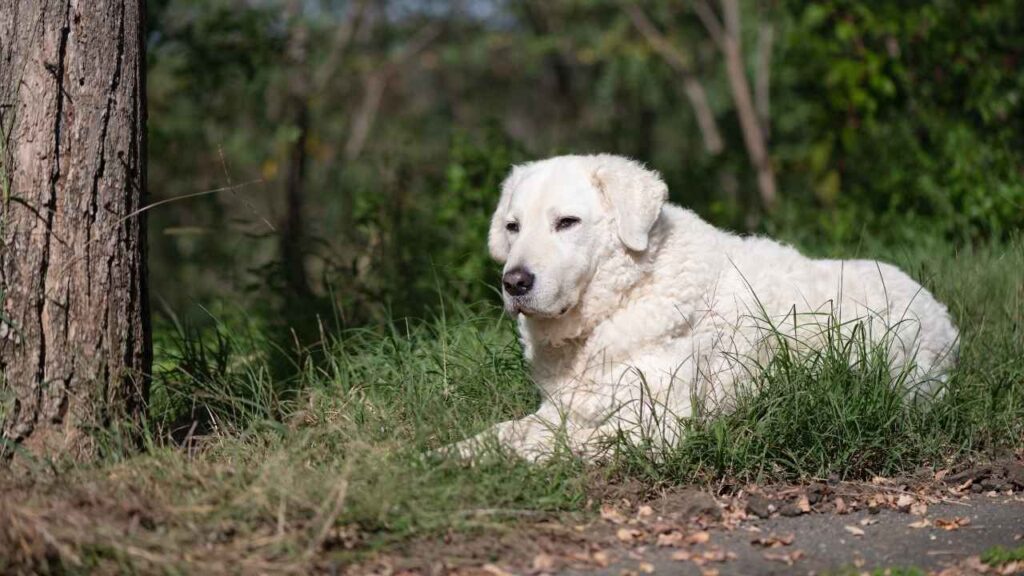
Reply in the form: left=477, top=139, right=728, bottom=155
left=348, top=457, right=1024, bottom=575
left=3, top=456, right=1023, bottom=575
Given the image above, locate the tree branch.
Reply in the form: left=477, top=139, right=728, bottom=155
left=281, top=0, right=313, bottom=296
left=755, top=21, right=773, bottom=139
left=343, top=23, right=442, bottom=161
left=625, top=4, right=694, bottom=74
left=313, top=0, right=369, bottom=96
left=696, top=0, right=777, bottom=209
left=692, top=0, right=725, bottom=49
left=720, top=0, right=741, bottom=44
left=624, top=4, right=724, bottom=155
left=343, top=74, right=386, bottom=162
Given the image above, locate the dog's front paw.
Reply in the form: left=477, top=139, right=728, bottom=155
left=426, top=437, right=484, bottom=465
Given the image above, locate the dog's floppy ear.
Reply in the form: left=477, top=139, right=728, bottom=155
left=591, top=155, right=667, bottom=252
left=488, top=165, right=527, bottom=263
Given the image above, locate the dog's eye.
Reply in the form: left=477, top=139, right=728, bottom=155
left=555, top=216, right=581, bottom=231
left=505, top=222, right=520, bottom=233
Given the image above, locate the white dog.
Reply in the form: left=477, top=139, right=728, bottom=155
left=451, top=154, right=958, bottom=461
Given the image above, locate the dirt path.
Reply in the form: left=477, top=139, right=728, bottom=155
left=581, top=496, right=1024, bottom=575
left=9, top=460, right=1020, bottom=574
left=364, top=469, right=1024, bottom=576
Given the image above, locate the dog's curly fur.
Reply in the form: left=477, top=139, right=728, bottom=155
left=452, top=154, right=959, bottom=461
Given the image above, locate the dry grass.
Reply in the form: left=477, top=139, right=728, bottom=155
left=1, top=236, right=1022, bottom=575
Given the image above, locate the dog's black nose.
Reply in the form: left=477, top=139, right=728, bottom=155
left=502, top=267, right=535, bottom=296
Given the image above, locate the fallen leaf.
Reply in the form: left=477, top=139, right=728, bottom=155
left=751, top=533, right=795, bottom=548
left=896, top=494, right=915, bottom=511
left=532, top=553, right=555, bottom=572
left=935, top=469, right=949, bottom=482
left=934, top=517, right=971, bottom=531
left=700, top=548, right=728, bottom=563
left=860, top=517, right=878, bottom=526
left=1000, top=561, right=1023, bottom=575
left=908, top=519, right=931, bottom=529
left=592, top=550, right=611, bottom=567
left=568, top=551, right=591, bottom=564
left=687, top=531, right=711, bottom=545
left=701, top=570, right=719, bottom=576
left=656, top=531, right=684, bottom=547
left=719, top=502, right=744, bottom=523
left=670, top=550, right=692, bottom=562
left=763, top=550, right=805, bottom=566
left=672, top=547, right=731, bottom=566
left=844, top=525, right=866, bottom=537
left=601, top=505, right=627, bottom=524
left=617, top=527, right=644, bottom=542
left=834, top=497, right=849, bottom=514
left=954, top=479, right=974, bottom=494
left=638, top=562, right=655, bottom=574
left=637, top=505, right=654, bottom=518
left=963, top=556, right=988, bottom=573
left=648, top=521, right=675, bottom=534
left=482, top=564, right=515, bottom=576
left=911, top=502, right=928, bottom=516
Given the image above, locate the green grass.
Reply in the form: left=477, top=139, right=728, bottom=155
left=585, top=235, right=1024, bottom=483
left=145, top=304, right=588, bottom=532
left=2, top=235, right=1022, bottom=573
left=982, top=544, right=1024, bottom=566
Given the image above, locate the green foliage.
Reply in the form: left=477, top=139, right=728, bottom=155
left=145, top=301, right=582, bottom=542
left=422, top=131, right=526, bottom=303
left=982, top=545, right=1024, bottom=567
left=119, top=2, right=1024, bottom=499
left=142, top=0, right=1024, bottom=327
left=776, top=0, right=1024, bottom=242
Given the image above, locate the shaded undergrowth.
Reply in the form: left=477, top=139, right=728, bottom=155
left=1, top=237, right=1021, bottom=574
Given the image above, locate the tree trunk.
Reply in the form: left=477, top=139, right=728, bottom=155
left=0, top=0, right=150, bottom=463
left=718, top=0, right=777, bottom=210
left=281, top=5, right=312, bottom=297
left=282, top=100, right=312, bottom=297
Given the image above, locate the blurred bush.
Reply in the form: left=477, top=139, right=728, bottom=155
left=144, top=0, right=1023, bottom=333
left=775, top=0, right=1023, bottom=243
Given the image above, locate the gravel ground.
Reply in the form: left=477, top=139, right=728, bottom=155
left=582, top=495, right=1024, bottom=575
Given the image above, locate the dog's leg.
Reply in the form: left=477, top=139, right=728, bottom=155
left=444, top=402, right=578, bottom=462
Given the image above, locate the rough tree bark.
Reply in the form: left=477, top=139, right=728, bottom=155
left=0, top=0, right=150, bottom=462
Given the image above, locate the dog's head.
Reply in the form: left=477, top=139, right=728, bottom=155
left=488, top=154, right=667, bottom=318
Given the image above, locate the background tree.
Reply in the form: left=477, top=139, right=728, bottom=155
left=0, top=0, right=150, bottom=462
left=141, top=0, right=1023, bottom=328
left=626, top=1, right=777, bottom=210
